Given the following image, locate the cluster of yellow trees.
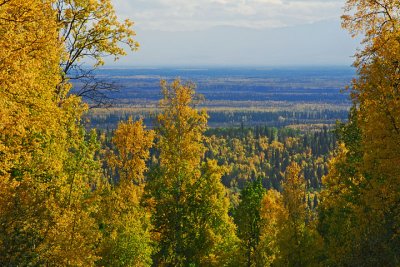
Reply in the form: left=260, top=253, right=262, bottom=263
left=1, top=0, right=399, bottom=266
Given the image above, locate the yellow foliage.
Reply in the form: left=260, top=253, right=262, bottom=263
left=108, top=117, right=155, bottom=186
left=335, top=1, right=400, bottom=263
left=157, top=79, right=208, bottom=173
left=56, top=0, right=139, bottom=69
left=258, top=189, right=286, bottom=266
left=149, top=79, right=239, bottom=266
left=258, top=163, right=322, bottom=266
left=0, top=1, right=101, bottom=264
left=98, top=117, right=155, bottom=266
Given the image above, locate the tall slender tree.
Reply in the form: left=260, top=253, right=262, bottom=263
left=147, top=79, right=238, bottom=266
left=233, top=178, right=265, bottom=267
left=98, top=118, right=155, bottom=266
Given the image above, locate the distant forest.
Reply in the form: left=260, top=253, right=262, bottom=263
left=83, top=66, right=352, bottom=129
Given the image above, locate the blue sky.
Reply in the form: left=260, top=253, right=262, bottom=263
left=108, top=0, right=359, bottom=66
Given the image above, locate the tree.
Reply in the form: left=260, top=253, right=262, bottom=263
left=1, top=0, right=65, bottom=263
left=278, top=162, right=309, bottom=267
left=147, top=79, right=238, bottom=266
left=319, top=109, right=400, bottom=265
left=342, top=1, right=400, bottom=179
left=54, top=0, right=139, bottom=106
left=98, top=118, right=154, bottom=266
left=317, top=1, right=400, bottom=265
left=107, top=118, right=155, bottom=186
left=257, top=189, right=285, bottom=267
left=257, top=163, right=322, bottom=267
left=1, top=0, right=144, bottom=265
left=318, top=142, right=365, bottom=266
left=233, top=178, right=265, bottom=267
left=0, top=1, right=103, bottom=264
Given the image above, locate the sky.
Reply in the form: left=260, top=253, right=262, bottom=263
left=108, top=0, right=359, bottom=67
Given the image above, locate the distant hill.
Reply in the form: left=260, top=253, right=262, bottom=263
left=108, top=19, right=359, bottom=67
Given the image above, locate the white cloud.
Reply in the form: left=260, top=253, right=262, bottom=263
left=112, top=0, right=344, bottom=31
left=103, top=1, right=358, bottom=66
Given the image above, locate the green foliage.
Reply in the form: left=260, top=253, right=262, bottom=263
left=205, top=126, right=334, bottom=191
left=233, top=178, right=265, bottom=266
left=257, top=163, right=322, bottom=267
left=318, top=1, right=400, bottom=265
left=276, top=163, right=322, bottom=267
left=97, top=118, right=154, bottom=266
left=147, top=79, right=238, bottom=266
left=0, top=1, right=148, bottom=265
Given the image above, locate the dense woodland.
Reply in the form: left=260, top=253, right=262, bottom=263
left=1, top=0, right=400, bottom=266
left=88, top=108, right=349, bottom=129
left=204, top=126, right=334, bottom=190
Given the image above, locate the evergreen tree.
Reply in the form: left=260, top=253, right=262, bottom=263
left=233, top=178, right=265, bottom=266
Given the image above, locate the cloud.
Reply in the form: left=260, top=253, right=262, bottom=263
left=105, top=19, right=358, bottom=67
left=111, top=0, right=344, bottom=31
